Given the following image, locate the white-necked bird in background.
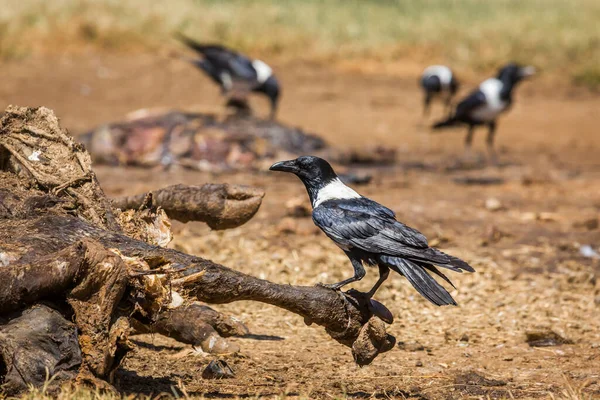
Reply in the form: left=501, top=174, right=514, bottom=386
left=432, top=62, right=535, bottom=164
left=176, top=33, right=281, bottom=119
left=420, top=65, right=460, bottom=117
left=270, top=156, right=474, bottom=306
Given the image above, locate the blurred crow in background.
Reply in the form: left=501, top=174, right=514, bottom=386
left=432, top=63, right=535, bottom=164
left=176, top=33, right=281, bottom=119
left=420, top=65, right=459, bottom=117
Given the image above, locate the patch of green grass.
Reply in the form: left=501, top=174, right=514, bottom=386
left=1, top=0, right=599, bottom=86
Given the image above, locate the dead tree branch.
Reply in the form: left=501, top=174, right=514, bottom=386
left=0, top=214, right=395, bottom=365
left=112, top=183, right=264, bottom=229
left=132, top=303, right=248, bottom=355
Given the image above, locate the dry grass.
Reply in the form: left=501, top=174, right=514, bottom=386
left=1, top=0, right=599, bottom=85
left=16, top=387, right=121, bottom=400
left=11, top=375, right=597, bottom=400
left=15, top=381, right=318, bottom=400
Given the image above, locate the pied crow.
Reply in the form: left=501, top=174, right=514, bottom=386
left=270, top=156, right=474, bottom=306
left=432, top=63, right=535, bottom=163
left=420, top=65, right=459, bottom=117
left=176, top=33, right=281, bottom=119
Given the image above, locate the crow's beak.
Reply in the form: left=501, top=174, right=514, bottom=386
left=269, top=160, right=298, bottom=173
left=519, top=66, right=536, bottom=78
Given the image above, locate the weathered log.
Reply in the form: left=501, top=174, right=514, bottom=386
left=65, top=241, right=131, bottom=383
left=0, top=241, right=92, bottom=314
left=0, top=105, right=395, bottom=395
left=0, top=305, right=81, bottom=395
left=112, top=183, right=265, bottom=229
left=174, top=265, right=396, bottom=365
left=0, top=238, right=134, bottom=386
left=150, top=302, right=249, bottom=339
left=0, top=214, right=395, bottom=365
left=116, top=204, right=173, bottom=247
left=132, top=303, right=248, bottom=355
left=0, top=106, right=120, bottom=231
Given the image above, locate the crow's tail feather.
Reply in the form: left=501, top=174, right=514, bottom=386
left=175, top=32, right=211, bottom=54
left=430, top=248, right=476, bottom=273
left=175, top=32, right=196, bottom=46
left=404, top=246, right=475, bottom=273
left=381, top=256, right=457, bottom=306
left=432, top=116, right=459, bottom=130
left=422, top=264, right=456, bottom=289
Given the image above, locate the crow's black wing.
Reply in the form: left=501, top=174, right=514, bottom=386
left=312, top=197, right=427, bottom=249
left=176, top=34, right=231, bottom=58
left=200, top=50, right=256, bottom=81
left=228, top=57, right=258, bottom=81
left=339, top=198, right=429, bottom=248
left=339, top=197, right=397, bottom=219
left=312, top=198, right=473, bottom=272
left=454, top=89, right=487, bottom=119
left=177, top=34, right=257, bottom=81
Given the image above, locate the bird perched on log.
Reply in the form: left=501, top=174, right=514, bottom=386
left=176, top=33, right=281, bottom=119
left=432, top=63, right=535, bottom=164
left=270, top=156, right=474, bottom=306
left=420, top=65, right=459, bottom=117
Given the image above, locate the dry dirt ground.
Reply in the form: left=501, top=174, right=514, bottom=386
left=1, top=54, right=600, bottom=399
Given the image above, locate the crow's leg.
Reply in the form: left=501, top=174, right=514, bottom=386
left=444, top=94, right=454, bottom=117
left=464, top=125, right=475, bottom=148
left=463, top=124, right=475, bottom=159
left=423, top=93, right=432, bottom=117
left=317, top=256, right=365, bottom=290
left=269, top=102, right=278, bottom=120
left=486, top=121, right=498, bottom=165
left=366, top=264, right=390, bottom=298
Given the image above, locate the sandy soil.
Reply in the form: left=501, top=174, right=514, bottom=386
left=1, top=54, right=599, bottom=399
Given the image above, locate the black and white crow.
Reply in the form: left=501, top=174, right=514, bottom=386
left=432, top=63, right=535, bottom=163
left=176, top=33, right=281, bottom=119
left=420, top=65, right=459, bottom=117
left=270, top=156, right=474, bottom=306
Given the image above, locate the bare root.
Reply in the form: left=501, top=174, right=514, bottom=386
left=112, top=183, right=265, bottom=229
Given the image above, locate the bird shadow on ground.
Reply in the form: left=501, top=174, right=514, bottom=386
left=389, top=154, right=522, bottom=175
left=114, top=369, right=179, bottom=396
left=201, top=392, right=301, bottom=399
left=345, top=390, right=417, bottom=399
left=397, top=160, right=438, bottom=172
left=442, top=158, right=520, bottom=172
left=240, top=333, right=285, bottom=341
left=130, top=338, right=183, bottom=352
left=452, top=176, right=506, bottom=186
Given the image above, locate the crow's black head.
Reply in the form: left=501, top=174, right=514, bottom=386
left=258, top=75, right=280, bottom=119
left=269, top=156, right=337, bottom=187
left=497, top=63, right=536, bottom=85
